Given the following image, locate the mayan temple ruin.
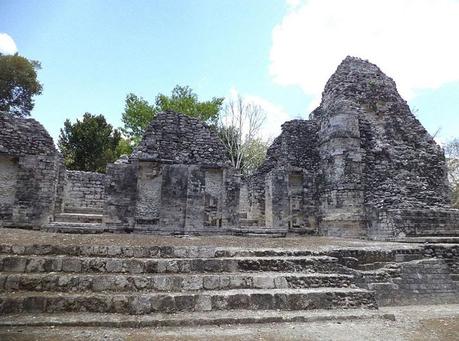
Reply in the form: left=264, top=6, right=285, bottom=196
left=0, top=57, right=458, bottom=329
left=1, top=57, right=457, bottom=239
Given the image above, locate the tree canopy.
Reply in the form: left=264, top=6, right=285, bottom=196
left=121, top=85, right=224, bottom=144
left=0, top=53, right=43, bottom=117
left=58, top=113, right=130, bottom=173
left=121, top=94, right=155, bottom=145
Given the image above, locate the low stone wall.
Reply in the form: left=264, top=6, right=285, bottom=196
left=422, top=244, right=459, bottom=281
left=373, top=259, right=458, bottom=306
left=63, top=171, right=105, bottom=213
left=368, top=208, right=459, bottom=240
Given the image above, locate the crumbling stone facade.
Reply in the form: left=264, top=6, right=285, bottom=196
left=241, top=120, right=320, bottom=234
left=243, top=56, right=459, bottom=239
left=1, top=57, right=458, bottom=239
left=0, top=114, right=62, bottom=228
left=105, top=111, right=240, bottom=234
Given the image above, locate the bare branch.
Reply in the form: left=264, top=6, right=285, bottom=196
left=218, top=95, right=268, bottom=174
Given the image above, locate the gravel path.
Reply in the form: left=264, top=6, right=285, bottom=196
left=0, top=227, right=420, bottom=252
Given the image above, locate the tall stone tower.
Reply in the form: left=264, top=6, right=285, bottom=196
left=242, top=56, right=458, bottom=239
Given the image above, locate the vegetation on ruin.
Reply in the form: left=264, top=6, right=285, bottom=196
left=120, top=93, right=156, bottom=145
left=445, top=138, right=459, bottom=208
left=121, top=85, right=224, bottom=144
left=120, top=86, right=269, bottom=175
left=218, top=95, right=269, bottom=175
left=58, top=113, right=129, bottom=173
left=0, top=53, right=42, bottom=117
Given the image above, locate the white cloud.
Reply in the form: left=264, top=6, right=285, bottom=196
left=271, top=0, right=459, bottom=104
left=286, top=0, right=303, bottom=9
left=245, top=94, right=293, bottom=141
left=224, top=88, right=292, bottom=141
left=0, top=33, right=17, bottom=55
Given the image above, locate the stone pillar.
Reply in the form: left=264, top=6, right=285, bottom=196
left=134, top=161, right=162, bottom=232
left=0, top=155, right=18, bottom=224
left=184, top=166, right=205, bottom=234
left=265, top=169, right=289, bottom=229
left=159, top=164, right=188, bottom=233
left=12, top=155, right=59, bottom=227
left=318, top=102, right=366, bottom=237
left=104, top=160, right=138, bottom=231
left=222, top=168, right=240, bottom=229
left=288, top=171, right=305, bottom=232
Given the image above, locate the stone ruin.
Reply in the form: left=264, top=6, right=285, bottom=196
left=104, top=111, right=240, bottom=234
left=0, top=115, right=63, bottom=228
left=242, top=56, right=459, bottom=239
left=1, top=56, right=458, bottom=240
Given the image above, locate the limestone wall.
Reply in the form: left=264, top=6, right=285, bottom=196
left=105, top=111, right=240, bottom=235
left=0, top=155, right=18, bottom=221
left=0, top=114, right=60, bottom=228
left=104, top=160, right=138, bottom=231
left=11, top=155, right=61, bottom=227
left=243, top=120, right=319, bottom=231
left=375, top=259, right=458, bottom=306
left=134, top=111, right=229, bottom=167
left=0, top=115, right=56, bottom=156
left=62, top=171, right=105, bottom=213
left=368, top=208, right=459, bottom=239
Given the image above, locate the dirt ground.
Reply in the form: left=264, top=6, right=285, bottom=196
left=0, top=227, right=419, bottom=252
left=0, top=304, right=458, bottom=341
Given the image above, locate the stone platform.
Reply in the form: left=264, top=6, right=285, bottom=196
left=0, top=228, right=457, bottom=327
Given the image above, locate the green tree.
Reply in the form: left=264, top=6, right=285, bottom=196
left=155, top=85, right=223, bottom=124
left=115, top=137, right=133, bottom=157
left=0, top=53, right=43, bottom=117
left=121, top=85, right=224, bottom=144
left=58, top=113, right=124, bottom=173
left=121, top=93, right=155, bottom=144
left=242, top=138, right=269, bottom=175
left=445, top=138, right=459, bottom=208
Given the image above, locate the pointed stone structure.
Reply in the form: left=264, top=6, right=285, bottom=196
left=104, top=111, right=240, bottom=234
left=0, top=114, right=63, bottom=228
left=243, top=56, right=459, bottom=239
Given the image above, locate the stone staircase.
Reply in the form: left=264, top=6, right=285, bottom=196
left=46, top=207, right=105, bottom=233
left=327, top=248, right=459, bottom=306
left=0, top=243, right=379, bottom=327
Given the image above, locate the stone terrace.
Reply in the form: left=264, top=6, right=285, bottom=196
left=0, top=228, right=457, bottom=327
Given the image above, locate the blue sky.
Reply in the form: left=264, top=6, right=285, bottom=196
left=1, top=0, right=458, bottom=143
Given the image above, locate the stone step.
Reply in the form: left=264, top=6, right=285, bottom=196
left=0, top=243, right=316, bottom=259
left=0, top=272, right=355, bottom=293
left=0, top=309, right=394, bottom=328
left=355, top=270, right=400, bottom=285
left=0, top=255, right=342, bottom=274
left=54, top=213, right=103, bottom=224
left=396, top=236, right=459, bottom=243
left=0, top=288, right=377, bottom=315
left=355, top=262, right=392, bottom=271
left=44, top=222, right=107, bottom=234
left=239, top=219, right=260, bottom=226
left=231, top=227, right=287, bottom=237
left=63, top=207, right=103, bottom=215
